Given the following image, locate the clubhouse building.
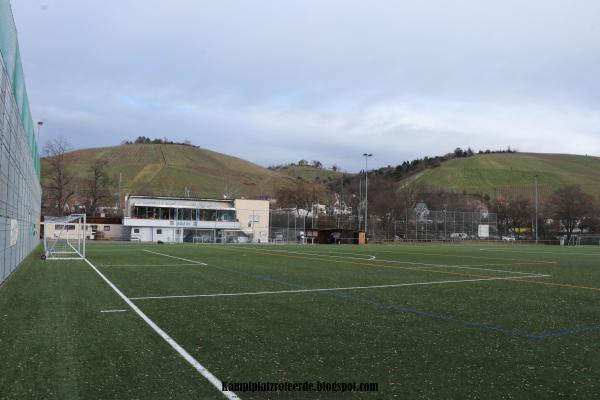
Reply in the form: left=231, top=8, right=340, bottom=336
left=122, top=195, right=269, bottom=243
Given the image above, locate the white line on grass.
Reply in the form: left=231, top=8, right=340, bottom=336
left=479, top=248, right=600, bottom=256
left=100, top=309, right=127, bottom=313
left=129, top=274, right=548, bottom=300
left=249, top=248, right=547, bottom=277
left=256, top=249, right=377, bottom=261
left=83, top=258, right=239, bottom=400
left=143, top=250, right=208, bottom=265
left=373, top=259, right=550, bottom=276
left=99, top=263, right=201, bottom=267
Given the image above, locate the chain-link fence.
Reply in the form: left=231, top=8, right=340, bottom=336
left=269, top=210, right=497, bottom=243
left=0, top=1, right=42, bottom=285
left=370, top=210, right=498, bottom=241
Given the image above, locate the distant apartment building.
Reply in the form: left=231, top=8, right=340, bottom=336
left=122, top=195, right=269, bottom=243
left=41, top=217, right=123, bottom=241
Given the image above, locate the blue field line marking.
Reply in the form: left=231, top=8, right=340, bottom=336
left=202, top=262, right=541, bottom=340
left=146, top=251, right=598, bottom=340
left=534, top=325, right=600, bottom=339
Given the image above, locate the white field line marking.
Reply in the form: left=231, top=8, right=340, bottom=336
left=83, top=258, right=239, bottom=400
left=251, top=248, right=377, bottom=261
left=335, top=247, right=555, bottom=263
left=479, top=248, right=600, bottom=256
left=373, top=259, right=550, bottom=277
left=249, top=248, right=547, bottom=277
left=100, top=309, right=127, bottom=313
left=129, top=274, right=548, bottom=300
left=143, top=250, right=208, bottom=265
left=99, top=263, right=200, bottom=267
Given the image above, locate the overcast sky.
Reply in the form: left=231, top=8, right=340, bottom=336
left=11, top=0, right=600, bottom=171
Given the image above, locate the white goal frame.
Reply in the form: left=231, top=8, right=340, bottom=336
left=43, top=214, right=87, bottom=260
left=571, top=234, right=600, bottom=246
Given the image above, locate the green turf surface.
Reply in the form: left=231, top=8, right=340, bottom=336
left=2, top=243, right=600, bottom=399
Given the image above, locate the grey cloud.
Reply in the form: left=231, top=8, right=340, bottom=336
left=11, top=0, right=600, bottom=170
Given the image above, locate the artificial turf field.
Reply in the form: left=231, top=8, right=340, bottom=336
left=1, top=243, right=600, bottom=399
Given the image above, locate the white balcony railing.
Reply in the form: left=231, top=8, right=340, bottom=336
left=123, top=217, right=239, bottom=229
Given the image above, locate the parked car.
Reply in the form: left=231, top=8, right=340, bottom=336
left=502, top=235, right=516, bottom=241
left=450, top=232, right=468, bottom=240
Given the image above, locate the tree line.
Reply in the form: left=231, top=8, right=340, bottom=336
left=121, top=136, right=195, bottom=146
left=373, top=147, right=517, bottom=181
left=42, top=137, right=116, bottom=217
left=268, top=159, right=342, bottom=171
left=275, top=173, right=599, bottom=243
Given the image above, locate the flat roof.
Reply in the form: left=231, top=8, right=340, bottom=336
left=128, top=195, right=232, bottom=202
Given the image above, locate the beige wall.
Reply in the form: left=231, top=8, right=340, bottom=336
left=234, top=199, right=270, bottom=242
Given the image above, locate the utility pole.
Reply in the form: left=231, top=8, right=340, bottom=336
left=363, top=153, right=372, bottom=236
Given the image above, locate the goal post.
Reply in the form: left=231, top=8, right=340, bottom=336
left=572, top=234, right=600, bottom=246
left=43, top=214, right=87, bottom=260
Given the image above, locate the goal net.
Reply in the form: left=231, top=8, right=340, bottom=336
left=43, top=214, right=87, bottom=260
left=571, top=234, right=600, bottom=246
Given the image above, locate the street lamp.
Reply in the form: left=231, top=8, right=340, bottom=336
left=36, top=121, right=43, bottom=149
left=362, top=153, right=372, bottom=235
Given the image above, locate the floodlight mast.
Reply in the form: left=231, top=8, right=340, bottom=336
left=363, top=153, right=372, bottom=238
left=36, top=121, right=43, bottom=149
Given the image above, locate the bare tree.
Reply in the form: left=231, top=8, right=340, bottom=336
left=549, top=185, right=595, bottom=243
left=43, top=137, right=75, bottom=216
left=370, top=178, right=404, bottom=236
left=582, top=198, right=600, bottom=233
left=86, top=158, right=113, bottom=216
left=397, top=182, right=424, bottom=237
left=276, top=179, right=329, bottom=215
left=222, top=180, right=240, bottom=199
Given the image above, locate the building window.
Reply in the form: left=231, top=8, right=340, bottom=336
left=133, top=228, right=140, bottom=234
left=54, top=224, right=75, bottom=230
left=103, top=226, right=110, bottom=232
left=157, top=229, right=162, bottom=234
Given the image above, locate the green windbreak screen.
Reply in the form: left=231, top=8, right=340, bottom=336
left=0, top=0, right=40, bottom=178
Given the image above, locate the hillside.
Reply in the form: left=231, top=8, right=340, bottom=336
left=43, top=144, right=293, bottom=199
left=403, top=153, right=600, bottom=199
left=274, top=165, right=346, bottom=182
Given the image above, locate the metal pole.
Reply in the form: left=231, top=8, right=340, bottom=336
left=363, top=153, right=372, bottom=237
left=415, top=208, right=418, bottom=240
left=534, top=175, right=539, bottom=244
left=359, top=178, right=362, bottom=230
left=82, top=214, right=86, bottom=258
left=444, top=210, right=447, bottom=240
left=36, top=121, right=43, bottom=149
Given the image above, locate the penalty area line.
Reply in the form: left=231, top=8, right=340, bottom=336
left=143, top=249, right=208, bottom=265
left=129, top=274, right=548, bottom=300
left=99, top=263, right=202, bottom=267
left=83, top=257, right=239, bottom=400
